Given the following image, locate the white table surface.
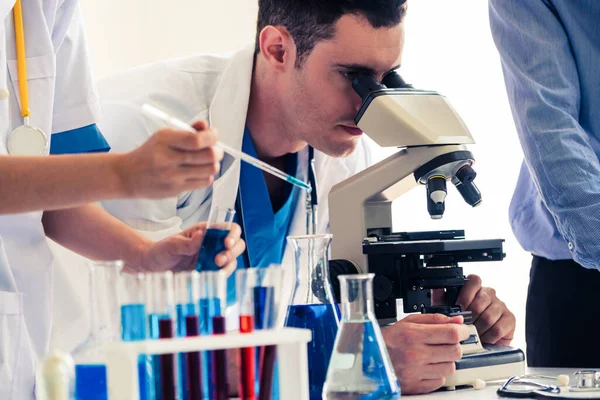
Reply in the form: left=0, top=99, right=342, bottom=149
left=420, top=368, right=579, bottom=399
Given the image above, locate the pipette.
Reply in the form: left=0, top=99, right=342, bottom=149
left=141, top=104, right=312, bottom=192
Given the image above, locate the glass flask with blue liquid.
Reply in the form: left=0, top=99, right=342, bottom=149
left=72, top=261, right=122, bottom=400
left=284, top=234, right=339, bottom=400
left=323, top=274, right=400, bottom=400
left=196, top=207, right=236, bottom=272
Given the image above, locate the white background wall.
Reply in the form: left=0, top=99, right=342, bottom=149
left=53, top=0, right=530, bottom=351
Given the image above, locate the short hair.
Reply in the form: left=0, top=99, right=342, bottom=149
left=255, top=0, right=408, bottom=67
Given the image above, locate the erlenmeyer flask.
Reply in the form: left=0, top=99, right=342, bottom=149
left=323, top=274, right=400, bottom=399
left=285, top=234, right=339, bottom=400
left=71, top=260, right=123, bottom=400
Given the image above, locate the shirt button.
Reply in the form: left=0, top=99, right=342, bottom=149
left=0, top=88, right=9, bottom=100
left=568, top=242, right=574, bottom=250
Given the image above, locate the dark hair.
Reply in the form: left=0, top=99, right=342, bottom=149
left=255, top=0, right=408, bottom=67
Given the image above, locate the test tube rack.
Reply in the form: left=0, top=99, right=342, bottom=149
left=104, top=327, right=312, bottom=400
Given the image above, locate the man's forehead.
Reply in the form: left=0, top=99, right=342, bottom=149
left=322, top=14, right=404, bottom=73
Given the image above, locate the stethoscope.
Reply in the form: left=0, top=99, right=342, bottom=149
left=236, top=146, right=317, bottom=269
left=498, top=372, right=600, bottom=399
left=6, top=0, right=49, bottom=156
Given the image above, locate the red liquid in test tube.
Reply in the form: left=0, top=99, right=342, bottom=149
left=239, top=315, right=256, bottom=400
left=159, top=318, right=176, bottom=400
left=185, top=315, right=202, bottom=400
left=212, top=315, right=228, bottom=400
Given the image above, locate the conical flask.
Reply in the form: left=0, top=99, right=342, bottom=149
left=323, top=274, right=400, bottom=399
left=71, top=261, right=122, bottom=400
left=285, top=234, right=339, bottom=400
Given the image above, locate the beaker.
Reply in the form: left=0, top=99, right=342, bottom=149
left=196, top=207, right=236, bottom=272
left=323, top=274, right=400, bottom=400
left=72, top=260, right=123, bottom=400
left=284, top=234, right=339, bottom=400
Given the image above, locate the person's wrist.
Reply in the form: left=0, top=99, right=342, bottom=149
left=130, top=236, right=154, bottom=272
left=110, top=153, right=136, bottom=199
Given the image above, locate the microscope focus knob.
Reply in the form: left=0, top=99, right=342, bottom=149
left=427, top=176, right=447, bottom=219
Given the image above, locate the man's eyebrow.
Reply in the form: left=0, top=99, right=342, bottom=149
left=336, top=63, right=402, bottom=75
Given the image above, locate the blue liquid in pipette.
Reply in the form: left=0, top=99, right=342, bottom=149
left=121, top=304, right=154, bottom=400
left=285, top=304, right=339, bottom=400
left=75, top=364, right=107, bottom=400
left=199, top=298, right=221, bottom=400
left=176, top=303, right=195, bottom=400
left=287, top=176, right=312, bottom=192
left=196, top=229, right=229, bottom=272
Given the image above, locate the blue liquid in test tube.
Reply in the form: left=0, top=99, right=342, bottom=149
left=199, top=298, right=221, bottom=399
left=196, top=229, right=229, bottom=272
left=121, top=304, right=154, bottom=400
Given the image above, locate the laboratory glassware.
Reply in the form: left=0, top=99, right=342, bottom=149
left=284, top=234, right=339, bottom=400
left=323, top=274, right=400, bottom=400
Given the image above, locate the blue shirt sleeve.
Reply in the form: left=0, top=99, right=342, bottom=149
left=50, top=124, right=111, bottom=155
left=489, top=0, right=600, bottom=270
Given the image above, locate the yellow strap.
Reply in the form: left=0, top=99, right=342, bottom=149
left=13, top=0, right=30, bottom=119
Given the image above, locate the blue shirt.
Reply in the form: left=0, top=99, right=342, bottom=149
left=490, top=0, right=600, bottom=270
left=227, top=127, right=299, bottom=303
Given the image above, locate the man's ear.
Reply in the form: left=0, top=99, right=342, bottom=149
left=258, top=25, right=296, bottom=72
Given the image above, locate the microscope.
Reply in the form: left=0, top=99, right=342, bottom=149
left=327, top=72, right=525, bottom=389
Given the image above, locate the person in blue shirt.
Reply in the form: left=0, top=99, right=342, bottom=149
left=489, top=0, right=600, bottom=367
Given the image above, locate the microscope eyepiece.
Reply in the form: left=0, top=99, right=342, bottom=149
left=381, top=71, right=414, bottom=89
left=426, top=176, right=447, bottom=219
left=352, top=73, right=387, bottom=100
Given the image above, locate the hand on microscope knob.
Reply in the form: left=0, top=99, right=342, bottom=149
left=455, top=274, right=516, bottom=346
left=382, top=313, right=471, bottom=394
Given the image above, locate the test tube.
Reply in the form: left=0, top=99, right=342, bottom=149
left=196, top=207, right=235, bottom=272
left=198, top=271, right=214, bottom=399
left=174, top=271, right=202, bottom=400
left=236, top=269, right=258, bottom=400
left=207, top=271, right=228, bottom=400
left=146, top=271, right=176, bottom=400
left=119, top=272, right=154, bottom=400
left=253, top=267, right=284, bottom=400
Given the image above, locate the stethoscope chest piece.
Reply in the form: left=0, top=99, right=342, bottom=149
left=7, top=123, right=49, bottom=155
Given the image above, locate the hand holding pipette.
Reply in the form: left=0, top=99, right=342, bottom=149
left=141, top=104, right=312, bottom=193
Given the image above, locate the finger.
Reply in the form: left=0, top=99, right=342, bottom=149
left=467, top=287, right=494, bottom=321
left=427, top=344, right=463, bottom=364
left=182, top=222, right=208, bottom=239
left=420, top=362, right=456, bottom=380
left=225, top=224, right=242, bottom=248
left=215, top=240, right=246, bottom=267
left=178, top=147, right=224, bottom=166
left=480, top=313, right=516, bottom=345
left=191, top=120, right=209, bottom=131
left=456, top=274, right=482, bottom=311
left=167, top=129, right=219, bottom=151
left=401, top=313, right=463, bottom=325
left=421, top=323, right=471, bottom=345
left=183, top=177, right=214, bottom=190
left=473, top=301, right=505, bottom=336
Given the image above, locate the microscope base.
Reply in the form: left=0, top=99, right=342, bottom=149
left=443, top=345, right=526, bottom=390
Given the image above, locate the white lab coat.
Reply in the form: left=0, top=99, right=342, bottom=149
left=98, top=45, right=374, bottom=316
left=0, top=1, right=100, bottom=398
